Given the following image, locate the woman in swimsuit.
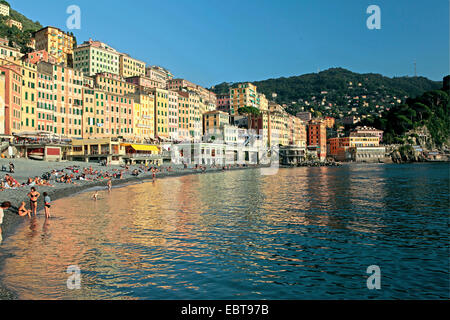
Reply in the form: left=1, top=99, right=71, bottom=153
left=27, top=187, right=40, bottom=216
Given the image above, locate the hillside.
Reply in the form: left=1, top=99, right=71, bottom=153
left=361, top=76, right=449, bottom=148
left=210, top=68, right=442, bottom=119
left=0, top=0, right=42, bottom=53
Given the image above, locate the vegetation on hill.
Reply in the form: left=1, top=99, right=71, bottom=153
left=211, top=68, right=442, bottom=119
left=360, top=76, right=449, bottom=148
left=0, top=0, right=42, bottom=53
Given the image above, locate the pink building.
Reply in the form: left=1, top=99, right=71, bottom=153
left=24, top=50, right=57, bottom=65
left=125, top=75, right=165, bottom=91
left=168, top=90, right=179, bottom=140
left=217, top=94, right=230, bottom=113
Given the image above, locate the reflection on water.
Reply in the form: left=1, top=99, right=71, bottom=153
left=0, top=163, right=448, bottom=299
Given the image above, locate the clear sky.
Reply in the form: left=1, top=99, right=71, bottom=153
left=11, top=0, right=449, bottom=87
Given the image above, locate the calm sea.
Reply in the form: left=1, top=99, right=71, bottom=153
left=0, top=163, right=448, bottom=299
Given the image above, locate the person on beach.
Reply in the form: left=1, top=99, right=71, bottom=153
left=151, top=167, right=156, bottom=181
left=107, top=179, right=112, bottom=192
left=27, top=187, right=40, bottom=216
left=9, top=162, right=14, bottom=173
left=18, top=201, right=31, bottom=218
left=43, top=192, right=51, bottom=219
left=0, top=201, right=12, bottom=239
left=92, top=191, right=99, bottom=201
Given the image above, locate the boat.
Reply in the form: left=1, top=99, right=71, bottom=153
left=28, top=148, right=45, bottom=161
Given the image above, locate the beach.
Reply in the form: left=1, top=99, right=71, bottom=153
left=0, top=158, right=261, bottom=299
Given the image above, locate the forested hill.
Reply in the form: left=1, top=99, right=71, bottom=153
left=210, top=68, right=442, bottom=118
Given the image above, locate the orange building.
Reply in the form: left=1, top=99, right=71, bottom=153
left=307, top=120, right=327, bottom=160
left=0, top=64, right=22, bottom=135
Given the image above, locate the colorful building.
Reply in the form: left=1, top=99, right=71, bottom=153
left=34, top=27, right=75, bottom=66
left=94, top=72, right=136, bottom=96
left=307, top=120, right=327, bottom=160
left=229, top=83, right=258, bottom=116
left=132, top=92, right=155, bottom=141
left=203, top=110, right=230, bottom=134
left=150, top=88, right=169, bottom=140
left=74, top=39, right=120, bottom=76
left=20, top=62, right=37, bottom=132
left=168, top=90, right=179, bottom=141
left=0, top=64, right=22, bottom=135
left=37, top=62, right=84, bottom=138
left=119, top=54, right=146, bottom=78
left=217, top=93, right=230, bottom=113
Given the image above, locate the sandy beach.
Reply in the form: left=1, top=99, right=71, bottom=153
left=0, top=158, right=262, bottom=299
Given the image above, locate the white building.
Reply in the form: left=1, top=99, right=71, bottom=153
left=0, top=3, right=10, bottom=17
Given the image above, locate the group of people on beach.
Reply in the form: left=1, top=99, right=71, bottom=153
left=17, top=187, right=52, bottom=219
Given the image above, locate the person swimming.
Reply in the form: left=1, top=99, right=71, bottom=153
left=92, top=191, right=99, bottom=201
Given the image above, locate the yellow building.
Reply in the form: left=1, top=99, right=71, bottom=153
left=95, top=73, right=136, bottom=96
left=132, top=93, right=155, bottom=141
left=34, top=27, right=75, bottom=66
left=229, top=82, right=258, bottom=116
left=119, top=54, right=146, bottom=78
left=148, top=88, right=168, bottom=140
left=257, top=93, right=269, bottom=111
left=188, top=91, right=202, bottom=142
left=268, top=103, right=289, bottom=147
left=203, top=110, right=230, bottom=134
left=20, top=62, right=37, bottom=132
left=349, top=136, right=380, bottom=147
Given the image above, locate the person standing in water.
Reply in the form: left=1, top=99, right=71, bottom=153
left=92, top=191, right=99, bottom=201
left=107, top=179, right=112, bottom=192
left=27, top=187, right=40, bottom=216
left=43, top=192, right=51, bottom=219
left=0, top=201, right=12, bottom=241
left=151, top=167, right=156, bottom=181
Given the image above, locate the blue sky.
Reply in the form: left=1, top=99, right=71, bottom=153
left=11, top=0, right=449, bottom=87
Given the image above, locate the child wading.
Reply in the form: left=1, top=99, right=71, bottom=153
left=43, top=192, right=51, bottom=219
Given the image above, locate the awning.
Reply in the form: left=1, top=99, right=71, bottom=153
left=130, top=144, right=159, bottom=152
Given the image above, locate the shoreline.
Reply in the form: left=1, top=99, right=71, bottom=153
left=0, top=160, right=266, bottom=300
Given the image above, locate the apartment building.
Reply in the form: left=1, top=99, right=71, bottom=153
left=0, top=64, right=22, bottom=135
left=20, top=62, right=37, bottom=132
left=34, top=27, right=74, bottom=66
left=229, top=83, right=258, bottom=116
left=132, top=92, right=155, bottom=141
left=168, top=90, right=179, bottom=141
left=119, top=54, right=145, bottom=78
left=74, top=39, right=120, bottom=76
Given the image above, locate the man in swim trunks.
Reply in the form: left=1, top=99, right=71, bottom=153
left=27, top=187, right=40, bottom=216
